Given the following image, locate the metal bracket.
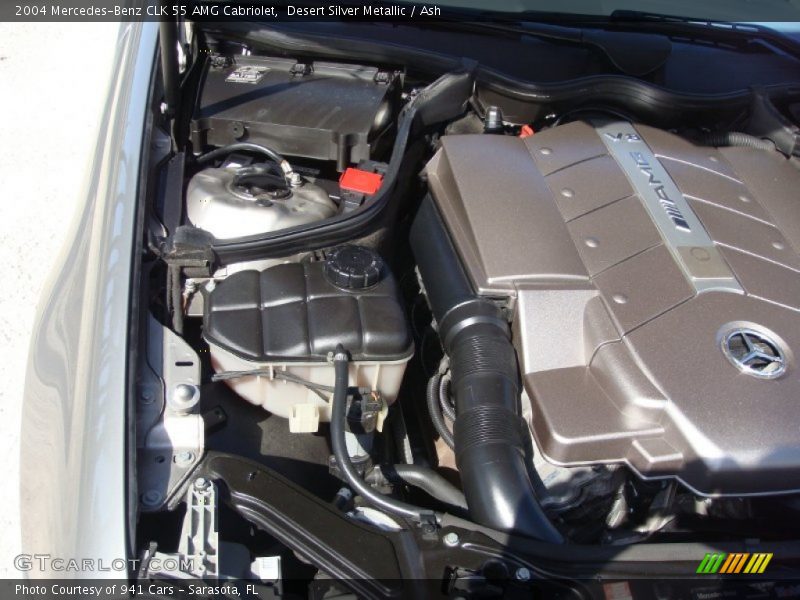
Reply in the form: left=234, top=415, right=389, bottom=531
left=137, top=315, right=205, bottom=511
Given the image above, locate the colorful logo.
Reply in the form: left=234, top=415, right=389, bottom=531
left=696, top=553, right=773, bottom=575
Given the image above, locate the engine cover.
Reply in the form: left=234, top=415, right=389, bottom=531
left=426, top=120, right=800, bottom=496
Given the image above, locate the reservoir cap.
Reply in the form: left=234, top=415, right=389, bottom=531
left=324, top=245, right=384, bottom=290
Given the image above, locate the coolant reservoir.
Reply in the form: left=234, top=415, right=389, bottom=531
left=202, top=247, right=414, bottom=432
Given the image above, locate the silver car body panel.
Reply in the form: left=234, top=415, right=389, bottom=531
left=20, top=22, right=156, bottom=577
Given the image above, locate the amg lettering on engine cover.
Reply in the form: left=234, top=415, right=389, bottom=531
left=595, top=120, right=742, bottom=294
left=630, top=151, right=691, bottom=232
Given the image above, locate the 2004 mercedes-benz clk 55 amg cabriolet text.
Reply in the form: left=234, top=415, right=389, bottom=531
left=19, top=3, right=800, bottom=597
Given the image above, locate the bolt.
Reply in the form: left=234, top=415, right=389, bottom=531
left=205, top=279, right=216, bottom=292
left=170, top=383, right=200, bottom=414
left=515, top=567, right=532, bottom=582
left=443, top=532, right=460, bottom=547
left=173, top=383, right=198, bottom=403
left=288, top=171, right=303, bottom=188
left=141, top=390, right=154, bottom=404
left=141, top=490, right=162, bottom=507
left=175, top=451, right=195, bottom=466
left=194, top=477, right=210, bottom=491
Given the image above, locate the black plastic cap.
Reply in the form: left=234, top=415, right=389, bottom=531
left=324, top=245, right=384, bottom=290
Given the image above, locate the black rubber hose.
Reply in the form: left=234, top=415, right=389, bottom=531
left=439, top=374, right=457, bottom=422
left=427, top=372, right=455, bottom=450
left=197, top=142, right=287, bottom=167
left=448, top=320, right=562, bottom=544
left=385, top=464, right=468, bottom=512
left=699, top=131, right=775, bottom=152
left=231, top=164, right=289, bottom=191
left=411, top=196, right=563, bottom=543
left=169, top=264, right=184, bottom=335
left=195, top=142, right=298, bottom=187
left=330, top=345, right=435, bottom=523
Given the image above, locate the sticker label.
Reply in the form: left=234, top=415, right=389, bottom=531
left=225, top=66, right=268, bottom=84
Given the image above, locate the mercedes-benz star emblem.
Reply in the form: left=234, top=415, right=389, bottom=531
left=721, top=328, right=786, bottom=379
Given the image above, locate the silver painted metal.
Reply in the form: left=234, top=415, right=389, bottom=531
left=594, top=120, right=743, bottom=295
left=175, top=451, right=196, bottom=467
left=185, top=167, right=337, bottom=239
left=443, top=532, right=460, bottom=547
left=20, top=22, right=157, bottom=575
left=721, top=327, right=787, bottom=379
left=137, top=316, right=205, bottom=512
left=169, top=383, right=200, bottom=414
left=141, top=490, right=163, bottom=508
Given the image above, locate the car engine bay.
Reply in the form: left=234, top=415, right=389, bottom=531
left=132, top=20, right=800, bottom=595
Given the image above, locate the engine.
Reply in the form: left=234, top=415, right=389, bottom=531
left=136, top=40, right=800, bottom=581
left=423, top=119, right=800, bottom=498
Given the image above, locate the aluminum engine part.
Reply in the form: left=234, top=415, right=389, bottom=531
left=425, top=119, right=800, bottom=496
left=186, top=166, right=337, bottom=239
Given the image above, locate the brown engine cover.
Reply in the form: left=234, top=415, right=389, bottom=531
left=426, top=120, right=800, bottom=496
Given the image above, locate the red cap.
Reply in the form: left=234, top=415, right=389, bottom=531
left=519, top=124, right=535, bottom=139
left=339, top=168, right=383, bottom=195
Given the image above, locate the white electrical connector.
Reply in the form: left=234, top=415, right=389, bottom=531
left=250, top=555, right=282, bottom=588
